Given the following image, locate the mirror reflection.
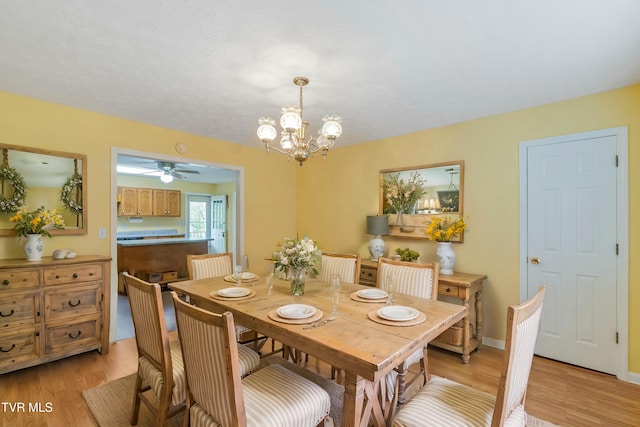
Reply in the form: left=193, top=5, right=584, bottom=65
left=0, top=144, right=86, bottom=236
left=379, top=161, right=464, bottom=239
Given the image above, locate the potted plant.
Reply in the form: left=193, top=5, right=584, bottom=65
left=395, top=247, right=420, bottom=262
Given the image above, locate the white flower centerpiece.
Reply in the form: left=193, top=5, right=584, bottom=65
left=272, top=236, right=321, bottom=296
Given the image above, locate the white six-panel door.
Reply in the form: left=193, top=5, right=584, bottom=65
left=520, top=127, right=628, bottom=379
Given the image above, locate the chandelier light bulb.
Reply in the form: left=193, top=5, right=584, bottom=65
left=280, top=135, right=293, bottom=150
left=321, top=115, right=343, bottom=140
left=257, top=117, right=277, bottom=142
left=280, top=106, right=302, bottom=132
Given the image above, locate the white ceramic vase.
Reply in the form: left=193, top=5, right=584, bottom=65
left=437, top=242, right=455, bottom=275
left=20, top=233, right=44, bottom=261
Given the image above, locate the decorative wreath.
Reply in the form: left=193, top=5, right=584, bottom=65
left=0, top=164, right=27, bottom=214
left=60, top=173, right=83, bottom=215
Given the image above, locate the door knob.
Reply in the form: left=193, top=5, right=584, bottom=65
left=531, top=257, right=540, bottom=265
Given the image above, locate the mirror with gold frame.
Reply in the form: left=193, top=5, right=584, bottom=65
left=0, top=143, right=87, bottom=236
left=379, top=160, right=464, bottom=240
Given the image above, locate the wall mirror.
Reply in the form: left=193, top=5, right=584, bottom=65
left=379, top=160, right=464, bottom=240
left=0, top=143, right=87, bottom=236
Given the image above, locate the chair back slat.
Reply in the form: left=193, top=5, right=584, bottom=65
left=377, top=258, right=439, bottom=300
left=188, top=253, right=233, bottom=279
left=319, top=252, right=361, bottom=283
left=172, top=293, right=245, bottom=427
left=492, top=285, right=546, bottom=426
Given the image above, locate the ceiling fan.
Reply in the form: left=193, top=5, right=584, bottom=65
left=156, top=161, right=200, bottom=180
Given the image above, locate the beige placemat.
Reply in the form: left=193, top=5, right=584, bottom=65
left=268, top=309, right=323, bottom=324
left=350, top=291, right=388, bottom=303
left=209, top=289, right=256, bottom=301
left=367, top=308, right=426, bottom=326
left=223, top=274, right=260, bottom=284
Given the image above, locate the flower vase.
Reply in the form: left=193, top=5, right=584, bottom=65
left=437, top=242, right=455, bottom=275
left=19, top=234, right=44, bottom=261
left=396, top=210, right=404, bottom=227
left=289, top=268, right=306, bottom=296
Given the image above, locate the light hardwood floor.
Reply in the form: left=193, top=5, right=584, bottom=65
left=1, top=335, right=639, bottom=426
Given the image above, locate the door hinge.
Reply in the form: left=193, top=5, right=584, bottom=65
left=616, top=244, right=619, bottom=255
left=616, top=332, right=619, bottom=344
left=615, top=155, right=619, bottom=167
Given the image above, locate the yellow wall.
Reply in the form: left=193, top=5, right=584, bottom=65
left=298, top=84, right=640, bottom=373
left=0, top=84, right=638, bottom=374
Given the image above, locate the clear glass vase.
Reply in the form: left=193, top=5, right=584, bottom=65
left=289, top=267, right=306, bottom=296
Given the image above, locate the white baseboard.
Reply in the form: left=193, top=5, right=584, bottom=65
left=482, top=338, right=640, bottom=385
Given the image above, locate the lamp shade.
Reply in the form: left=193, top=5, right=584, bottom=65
left=366, top=215, right=389, bottom=236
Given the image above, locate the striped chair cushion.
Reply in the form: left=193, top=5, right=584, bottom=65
left=191, top=257, right=232, bottom=279
left=392, top=375, right=496, bottom=427
left=319, top=255, right=357, bottom=283
left=138, top=339, right=186, bottom=407
left=190, top=364, right=330, bottom=427
left=378, top=263, right=434, bottom=299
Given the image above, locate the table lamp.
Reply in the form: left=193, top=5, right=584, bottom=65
left=366, top=215, right=389, bottom=261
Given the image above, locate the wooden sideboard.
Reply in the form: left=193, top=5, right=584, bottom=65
left=0, top=255, right=111, bottom=374
left=359, top=259, right=486, bottom=363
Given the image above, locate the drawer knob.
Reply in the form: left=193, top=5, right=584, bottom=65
left=445, top=287, right=452, bottom=293
left=0, top=344, right=15, bottom=353
left=2, top=279, right=9, bottom=286
left=68, top=299, right=81, bottom=307
left=73, top=273, right=79, bottom=279
left=68, top=330, right=82, bottom=339
left=0, top=309, right=15, bottom=317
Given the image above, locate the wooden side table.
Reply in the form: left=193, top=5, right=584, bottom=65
left=358, top=261, right=486, bottom=363
left=431, top=272, right=486, bottom=363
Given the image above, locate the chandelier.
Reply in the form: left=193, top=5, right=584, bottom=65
left=257, top=76, right=343, bottom=166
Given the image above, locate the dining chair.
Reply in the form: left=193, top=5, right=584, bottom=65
left=377, top=257, right=440, bottom=405
left=391, top=285, right=546, bottom=427
left=187, top=252, right=267, bottom=353
left=123, top=272, right=185, bottom=426
left=318, top=252, right=361, bottom=283
left=171, top=292, right=331, bottom=427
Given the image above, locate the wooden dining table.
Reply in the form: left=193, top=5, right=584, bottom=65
left=168, top=275, right=466, bottom=427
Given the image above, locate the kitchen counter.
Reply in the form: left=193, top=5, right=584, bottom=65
left=117, top=238, right=211, bottom=294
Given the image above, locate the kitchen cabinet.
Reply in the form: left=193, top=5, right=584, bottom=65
left=118, top=187, right=153, bottom=216
left=153, top=189, right=181, bottom=216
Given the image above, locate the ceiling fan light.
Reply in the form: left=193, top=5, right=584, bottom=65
left=257, top=117, right=277, bottom=142
left=321, top=115, right=342, bottom=139
left=160, top=171, right=174, bottom=183
left=280, top=106, right=302, bottom=132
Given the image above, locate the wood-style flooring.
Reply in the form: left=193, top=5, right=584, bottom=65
left=1, top=335, right=639, bottom=426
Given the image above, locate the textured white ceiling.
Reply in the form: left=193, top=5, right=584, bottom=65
left=1, top=0, right=639, bottom=149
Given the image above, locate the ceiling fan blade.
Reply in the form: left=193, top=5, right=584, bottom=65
left=171, top=171, right=188, bottom=180
left=173, top=169, right=200, bottom=174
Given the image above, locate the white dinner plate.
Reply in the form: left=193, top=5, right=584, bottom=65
left=218, top=287, right=251, bottom=298
left=277, top=304, right=316, bottom=319
left=357, top=289, right=388, bottom=300
left=240, top=272, right=256, bottom=280
left=377, top=306, right=419, bottom=322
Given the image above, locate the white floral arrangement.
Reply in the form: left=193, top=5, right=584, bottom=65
left=272, top=236, right=321, bottom=275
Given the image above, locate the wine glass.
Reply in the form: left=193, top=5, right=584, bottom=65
left=384, top=271, right=396, bottom=305
left=330, top=274, right=341, bottom=315
left=265, top=263, right=275, bottom=296
left=233, top=265, right=243, bottom=286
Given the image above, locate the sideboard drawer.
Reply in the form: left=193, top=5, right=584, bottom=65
left=438, top=284, right=465, bottom=298
left=43, top=264, right=103, bottom=286
left=0, top=292, right=40, bottom=329
left=44, top=284, right=101, bottom=320
left=0, top=327, right=41, bottom=366
left=45, top=317, right=101, bottom=355
left=0, top=270, right=40, bottom=291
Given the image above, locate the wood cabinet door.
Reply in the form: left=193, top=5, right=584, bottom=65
left=166, top=190, right=181, bottom=216
left=137, top=188, right=154, bottom=215
left=119, top=187, right=138, bottom=216
left=153, top=189, right=167, bottom=215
